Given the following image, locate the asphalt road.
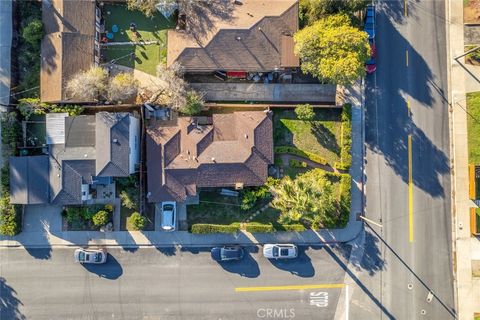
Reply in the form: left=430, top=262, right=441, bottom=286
left=0, top=245, right=350, bottom=320
left=356, top=0, right=456, bottom=319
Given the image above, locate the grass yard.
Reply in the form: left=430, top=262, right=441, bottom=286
left=274, top=109, right=342, bottom=166
left=467, top=92, right=480, bottom=164
left=102, top=4, right=175, bottom=75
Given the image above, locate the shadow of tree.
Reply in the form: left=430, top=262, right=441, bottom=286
left=0, top=277, right=26, bottom=320
left=311, top=122, right=340, bottom=156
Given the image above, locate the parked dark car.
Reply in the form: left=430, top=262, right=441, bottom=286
left=365, top=5, right=375, bottom=40
left=211, top=246, right=244, bottom=262
left=366, top=39, right=377, bottom=74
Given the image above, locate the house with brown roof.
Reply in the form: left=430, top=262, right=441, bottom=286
left=146, top=111, right=273, bottom=203
left=167, top=0, right=299, bottom=73
left=40, top=0, right=101, bottom=103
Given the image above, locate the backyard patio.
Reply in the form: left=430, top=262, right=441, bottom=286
left=101, top=3, right=176, bottom=75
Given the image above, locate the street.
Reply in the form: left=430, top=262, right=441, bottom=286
left=0, top=245, right=350, bottom=320
left=356, top=0, right=456, bottom=319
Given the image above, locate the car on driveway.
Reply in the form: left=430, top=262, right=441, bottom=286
left=263, top=244, right=298, bottom=259
left=161, top=201, right=176, bottom=231
left=74, top=248, right=107, bottom=264
left=211, top=246, right=244, bottom=262
left=365, top=4, right=375, bottom=40
left=366, top=39, right=377, bottom=74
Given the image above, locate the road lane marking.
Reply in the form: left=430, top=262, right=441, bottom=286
left=406, top=49, right=409, bottom=67
left=408, top=134, right=414, bottom=242
left=235, top=284, right=345, bottom=292
left=404, top=0, right=408, bottom=16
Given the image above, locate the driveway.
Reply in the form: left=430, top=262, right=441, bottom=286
left=0, top=0, right=12, bottom=106
left=23, top=205, right=62, bottom=233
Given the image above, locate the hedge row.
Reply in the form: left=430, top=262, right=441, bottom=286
left=245, top=223, right=274, bottom=233
left=274, top=146, right=327, bottom=165
left=191, top=223, right=241, bottom=234
left=339, top=104, right=352, bottom=170
left=0, top=195, right=22, bottom=236
left=289, top=159, right=307, bottom=168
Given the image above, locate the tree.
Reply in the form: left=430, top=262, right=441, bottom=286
left=108, top=73, right=139, bottom=102
left=92, top=210, right=109, bottom=227
left=294, top=14, right=370, bottom=85
left=126, top=0, right=162, bottom=17
left=129, top=212, right=146, bottom=231
left=66, top=67, right=108, bottom=101
left=22, top=18, right=43, bottom=45
left=271, top=169, right=336, bottom=225
left=295, top=104, right=315, bottom=121
left=300, top=0, right=368, bottom=26
left=182, top=90, right=204, bottom=115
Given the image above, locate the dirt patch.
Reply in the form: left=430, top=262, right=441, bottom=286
left=465, top=0, right=480, bottom=23
left=472, top=260, right=480, bottom=277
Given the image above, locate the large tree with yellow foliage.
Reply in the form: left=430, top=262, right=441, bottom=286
left=294, top=14, right=370, bottom=85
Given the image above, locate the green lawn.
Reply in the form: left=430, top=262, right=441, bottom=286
left=467, top=92, right=480, bottom=164
left=274, top=109, right=342, bottom=166
left=102, top=4, right=175, bottom=75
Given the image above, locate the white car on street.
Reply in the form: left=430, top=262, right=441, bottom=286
left=161, top=201, right=176, bottom=231
left=263, top=244, right=298, bottom=259
left=74, top=248, right=107, bottom=264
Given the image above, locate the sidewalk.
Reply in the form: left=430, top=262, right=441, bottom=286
left=447, top=0, right=479, bottom=319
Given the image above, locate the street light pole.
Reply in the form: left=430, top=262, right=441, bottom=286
left=357, top=214, right=383, bottom=228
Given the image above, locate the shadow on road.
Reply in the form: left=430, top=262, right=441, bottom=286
left=267, top=246, right=315, bottom=278
left=0, top=277, right=25, bottom=320
left=156, top=246, right=177, bottom=256
left=215, top=249, right=260, bottom=278
left=81, top=254, right=123, bottom=280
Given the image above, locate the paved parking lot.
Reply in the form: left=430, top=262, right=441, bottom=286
left=0, top=245, right=351, bottom=320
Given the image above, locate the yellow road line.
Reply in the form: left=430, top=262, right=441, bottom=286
left=235, top=284, right=345, bottom=292
left=408, top=134, right=414, bottom=243
left=404, top=0, right=408, bottom=16
left=406, top=49, right=409, bottom=67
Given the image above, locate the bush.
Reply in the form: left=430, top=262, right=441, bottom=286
left=295, top=104, right=315, bottom=121
left=181, top=90, right=204, bottom=115
left=191, top=223, right=240, bottom=234
left=17, top=98, right=84, bottom=119
left=289, top=159, right=308, bottom=168
left=129, top=212, right=146, bottom=231
left=280, top=224, right=306, bottom=232
left=274, top=146, right=327, bottom=165
left=245, top=223, right=274, bottom=233
left=334, top=162, right=350, bottom=171
left=0, top=195, right=21, bottom=236
left=339, top=104, right=352, bottom=170
left=1, top=165, right=9, bottom=194
left=22, top=18, right=43, bottom=45
left=104, top=204, right=114, bottom=212
left=92, top=210, right=109, bottom=227
left=119, top=190, right=138, bottom=210
left=240, top=190, right=257, bottom=211
left=1, top=113, right=21, bottom=153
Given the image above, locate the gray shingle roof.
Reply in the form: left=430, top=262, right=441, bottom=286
left=96, top=112, right=131, bottom=177
left=9, top=156, right=49, bottom=204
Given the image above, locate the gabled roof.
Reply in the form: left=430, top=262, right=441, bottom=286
left=50, top=160, right=95, bottom=205
left=40, top=0, right=96, bottom=102
left=147, top=111, right=273, bottom=203
left=167, top=0, right=299, bottom=72
left=9, top=156, right=49, bottom=204
left=95, top=112, right=131, bottom=177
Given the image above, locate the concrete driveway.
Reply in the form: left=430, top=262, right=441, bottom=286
left=23, top=205, right=62, bottom=233
left=0, top=0, right=12, bottom=106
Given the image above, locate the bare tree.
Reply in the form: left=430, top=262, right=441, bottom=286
left=66, top=67, right=108, bottom=101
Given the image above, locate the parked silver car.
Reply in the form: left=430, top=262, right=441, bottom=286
left=263, top=244, right=298, bottom=259
left=74, top=248, right=107, bottom=264
left=161, top=201, right=176, bottom=231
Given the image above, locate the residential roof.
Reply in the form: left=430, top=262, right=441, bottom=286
left=95, top=112, right=131, bottom=177
left=146, top=111, right=273, bottom=203
left=10, top=156, right=49, bottom=204
left=167, top=0, right=299, bottom=72
left=40, top=0, right=96, bottom=102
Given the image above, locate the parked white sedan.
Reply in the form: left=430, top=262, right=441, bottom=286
left=263, top=244, right=298, bottom=259
left=74, top=248, right=107, bottom=264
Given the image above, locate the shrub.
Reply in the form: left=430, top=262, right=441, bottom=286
left=181, top=90, right=204, bottom=115
left=245, top=222, right=274, bottom=233
left=119, top=190, right=138, bottom=210
left=191, top=223, right=240, bottom=234
left=22, top=18, right=43, bottom=45
left=280, top=224, right=306, bottom=232
left=334, top=162, right=350, bottom=171
left=1, top=165, right=9, bottom=194
left=295, top=104, right=315, bottom=121
left=339, top=104, right=352, bottom=170
left=65, top=207, right=79, bottom=223
left=0, top=195, right=21, bottom=236
left=104, top=204, right=114, bottom=212
left=92, top=210, right=109, bottom=227
left=129, top=212, right=146, bottom=231
left=241, top=190, right=257, bottom=211
left=274, top=146, right=327, bottom=165
left=289, top=159, right=308, bottom=168
left=1, top=113, right=21, bottom=152
left=50, top=105, right=84, bottom=116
